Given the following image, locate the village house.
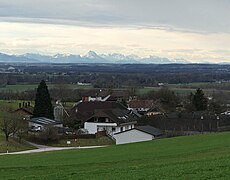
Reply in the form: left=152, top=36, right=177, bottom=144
left=70, top=101, right=138, bottom=136
left=128, top=100, right=155, bottom=115
left=81, top=89, right=130, bottom=102
left=70, top=101, right=127, bottom=122
left=84, top=108, right=138, bottom=136
left=14, top=102, right=34, bottom=120
left=138, top=111, right=230, bottom=135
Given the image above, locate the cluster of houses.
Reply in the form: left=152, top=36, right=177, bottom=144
left=14, top=88, right=230, bottom=145
left=14, top=89, right=163, bottom=145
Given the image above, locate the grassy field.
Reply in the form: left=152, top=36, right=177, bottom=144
left=50, top=137, right=115, bottom=147
left=137, top=86, right=196, bottom=95
left=167, top=82, right=230, bottom=89
left=0, top=132, right=230, bottom=179
left=0, top=100, right=34, bottom=109
left=0, top=132, right=35, bottom=153
left=0, top=83, right=92, bottom=92
left=0, top=100, right=75, bottom=110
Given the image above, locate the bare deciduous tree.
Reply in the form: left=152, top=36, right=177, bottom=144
left=0, top=110, right=26, bottom=142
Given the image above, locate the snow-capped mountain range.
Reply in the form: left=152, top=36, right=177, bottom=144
left=0, top=51, right=191, bottom=64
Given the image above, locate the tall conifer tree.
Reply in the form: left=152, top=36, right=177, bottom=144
left=33, top=80, right=54, bottom=119
left=192, top=88, right=208, bottom=111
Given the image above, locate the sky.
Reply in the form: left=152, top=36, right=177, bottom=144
left=0, top=0, right=230, bottom=63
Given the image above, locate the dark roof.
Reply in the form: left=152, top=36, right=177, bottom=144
left=14, top=106, right=34, bottom=115
left=30, top=117, right=62, bottom=126
left=136, top=125, right=162, bottom=136
left=115, top=125, right=162, bottom=136
left=69, top=101, right=127, bottom=122
left=138, top=111, right=230, bottom=132
left=86, top=109, right=138, bottom=125
left=129, top=100, right=154, bottom=109
left=164, top=111, right=218, bottom=120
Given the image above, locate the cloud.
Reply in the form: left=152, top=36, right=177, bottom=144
left=0, top=0, right=229, bottom=33
left=0, top=1, right=230, bottom=63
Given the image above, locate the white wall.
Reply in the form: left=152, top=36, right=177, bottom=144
left=54, top=124, right=63, bottom=128
left=29, top=122, right=63, bottom=131
left=29, top=122, right=44, bottom=131
left=114, top=129, right=154, bottom=145
left=84, top=122, right=117, bottom=134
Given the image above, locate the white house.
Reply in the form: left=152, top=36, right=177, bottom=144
left=84, top=109, right=137, bottom=136
left=128, top=100, right=154, bottom=115
left=29, top=117, right=63, bottom=132
left=114, top=125, right=162, bottom=145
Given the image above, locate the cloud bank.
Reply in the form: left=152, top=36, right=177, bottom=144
left=0, top=0, right=230, bottom=63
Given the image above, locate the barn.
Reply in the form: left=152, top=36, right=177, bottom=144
left=114, top=125, right=162, bottom=145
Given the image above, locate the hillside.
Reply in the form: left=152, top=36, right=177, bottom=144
left=0, top=132, right=230, bottom=179
left=0, top=133, right=35, bottom=153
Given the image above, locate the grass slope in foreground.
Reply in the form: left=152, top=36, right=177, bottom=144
left=1, top=132, right=230, bottom=179
left=0, top=132, right=35, bottom=153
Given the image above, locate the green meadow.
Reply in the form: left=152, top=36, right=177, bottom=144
left=0, top=132, right=230, bottom=179
left=0, top=83, right=92, bottom=92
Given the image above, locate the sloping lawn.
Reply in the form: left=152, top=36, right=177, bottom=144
left=50, top=136, right=115, bottom=147
left=0, top=133, right=35, bottom=153
left=0, top=132, right=230, bottom=179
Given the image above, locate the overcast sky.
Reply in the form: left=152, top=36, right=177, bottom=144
left=0, top=0, right=230, bottom=62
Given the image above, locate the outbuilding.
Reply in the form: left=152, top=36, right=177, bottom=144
left=114, top=125, right=162, bottom=145
left=29, top=117, right=63, bottom=132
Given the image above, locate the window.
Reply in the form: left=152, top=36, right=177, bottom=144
left=112, top=127, right=115, bottom=132
left=120, top=127, right=123, bottom=132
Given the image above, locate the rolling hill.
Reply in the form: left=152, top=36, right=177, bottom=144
left=0, top=132, right=230, bottom=179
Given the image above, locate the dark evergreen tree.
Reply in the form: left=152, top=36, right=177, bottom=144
left=33, top=80, right=54, bottom=119
left=192, top=88, right=207, bottom=111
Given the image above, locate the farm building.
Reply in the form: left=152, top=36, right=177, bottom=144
left=29, top=117, right=63, bottom=132
left=14, top=102, right=34, bottom=120
left=114, top=125, right=162, bottom=145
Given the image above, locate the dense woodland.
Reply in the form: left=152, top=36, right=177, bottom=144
left=0, top=63, right=230, bottom=87
left=0, top=63, right=230, bottom=106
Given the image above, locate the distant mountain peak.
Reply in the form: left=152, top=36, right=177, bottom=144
left=53, top=53, right=72, bottom=58
left=84, top=51, right=102, bottom=59
left=0, top=51, right=192, bottom=64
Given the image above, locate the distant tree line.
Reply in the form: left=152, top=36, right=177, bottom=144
left=1, top=63, right=230, bottom=88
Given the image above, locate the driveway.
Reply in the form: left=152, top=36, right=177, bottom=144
left=0, top=140, right=105, bottom=155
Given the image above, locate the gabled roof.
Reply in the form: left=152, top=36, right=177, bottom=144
left=129, top=100, right=154, bottom=109
left=115, top=125, right=162, bottom=136
left=30, top=117, right=62, bottom=126
left=86, top=109, right=138, bottom=125
left=69, top=101, right=127, bottom=122
left=14, top=106, right=34, bottom=115
left=136, top=125, right=162, bottom=136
